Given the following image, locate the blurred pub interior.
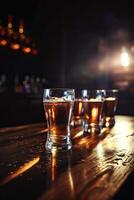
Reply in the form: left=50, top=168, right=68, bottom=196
left=0, top=0, right=134, bottom=127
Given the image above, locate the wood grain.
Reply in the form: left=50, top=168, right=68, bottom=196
left=0, top=115, right=134, bottom=200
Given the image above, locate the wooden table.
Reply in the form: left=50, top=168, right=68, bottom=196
left=0, top=115, right=134, bottom=200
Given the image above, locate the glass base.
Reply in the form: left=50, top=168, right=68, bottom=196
left=71, top=119, right=83, bottom=128
left=83, top=123, right=101, bottom=135
left=45, top=134, right=72, bottom=152
left=102, top=117, right=115, bottom=128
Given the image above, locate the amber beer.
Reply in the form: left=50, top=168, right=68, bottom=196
left=102, top=97, right=117, bottom=128
left=103, top=97, right=117, bottom=117
left=43, top=88, right=74, bottom=152
left=71, top=99, right=83, bottom=127
left=43, top=100, right=73, bottom=137
left=83, top=99, right=103, bottom=133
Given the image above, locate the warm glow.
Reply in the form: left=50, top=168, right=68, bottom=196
left=73, top=130, right=83, bottom=139
left=8, top=22, right=12, bottom=29
left=113, top=118, right=131, bottom=150
left=105, top=117, right=111, bottom=128
left=91, top=107, right=98, bottom=122
left=78, top=101, right=82, bottom=115
left=11, top=43, right=20, bottom=50
left=0, top=16, right=38, bottom=55
left=0, top=157, right=40, bottom=186
left=22, top=47, right=31, bottom=53
left=105, top=97, right=116, bottom=101
left=52, top=108, right=55, bottom=120
left=19, top=26, right=24, bottom=34
left=121, top=51, right=130, bottom=67
left=96, top=143, right=105, bottom=158
left=51, top=150, right=56, bottom=181
left=95, top=142, right=107, bottom=169
left=19, top=20, right=24, bottom=34
left=68, top=169, right=74, bottom=194
left=0, top=39, right=8, bottom=46
left=8, top=16, right=13, bottom=29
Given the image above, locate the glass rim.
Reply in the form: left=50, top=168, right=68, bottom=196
left=81, top=89, right=118, bottom=92
left=101, top=89, right=118, bottom=93
left=43, top=88, right=75, bottom=91
left=81, top=89, right=105, bottom=92
left=43, top=88, right=75, bottom=101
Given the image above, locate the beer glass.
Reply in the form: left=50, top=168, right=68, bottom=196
left=43, top=88, right=75, bottom=151
left=71, top=89, right=84, bottom=128
left=82, top=90, right=104, bottom=134
left=102, top=89, right=118, bottom=128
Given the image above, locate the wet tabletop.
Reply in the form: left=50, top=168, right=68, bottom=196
left=0, top=115, right=134, bottom=200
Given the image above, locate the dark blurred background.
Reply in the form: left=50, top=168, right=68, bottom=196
left=0, top=0, right=134, bottom=127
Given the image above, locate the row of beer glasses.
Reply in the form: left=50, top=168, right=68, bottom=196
left=72, top=89, right=118, bottom=132
left=43, top=88, right=118, bottom=152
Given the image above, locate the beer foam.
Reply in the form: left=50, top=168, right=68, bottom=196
left=74, top=98, right=82, bottom=102
left=89, top=98, right=102, bottom=102
left=83, top=98, right=102, bottom=102
left=43, top=98, right=73, bottom=102
left=105, top=97, right=116, bottom=101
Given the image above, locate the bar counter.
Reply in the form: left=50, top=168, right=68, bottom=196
left=0, top=115, right=134, bottom=200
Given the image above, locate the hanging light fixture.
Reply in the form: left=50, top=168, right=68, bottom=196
left=0, top=20, right=8, bottom=46
left=10, top=16, right=21, bottom=51
left=19, top=20, right=26, bottom=44
left=0, top=15, right=39, bottom=55
left=22, top=37, right=32, bottom=54
left=0, top=28, right=8, bottom=46
left=10, top=33, right=21, bottom=50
